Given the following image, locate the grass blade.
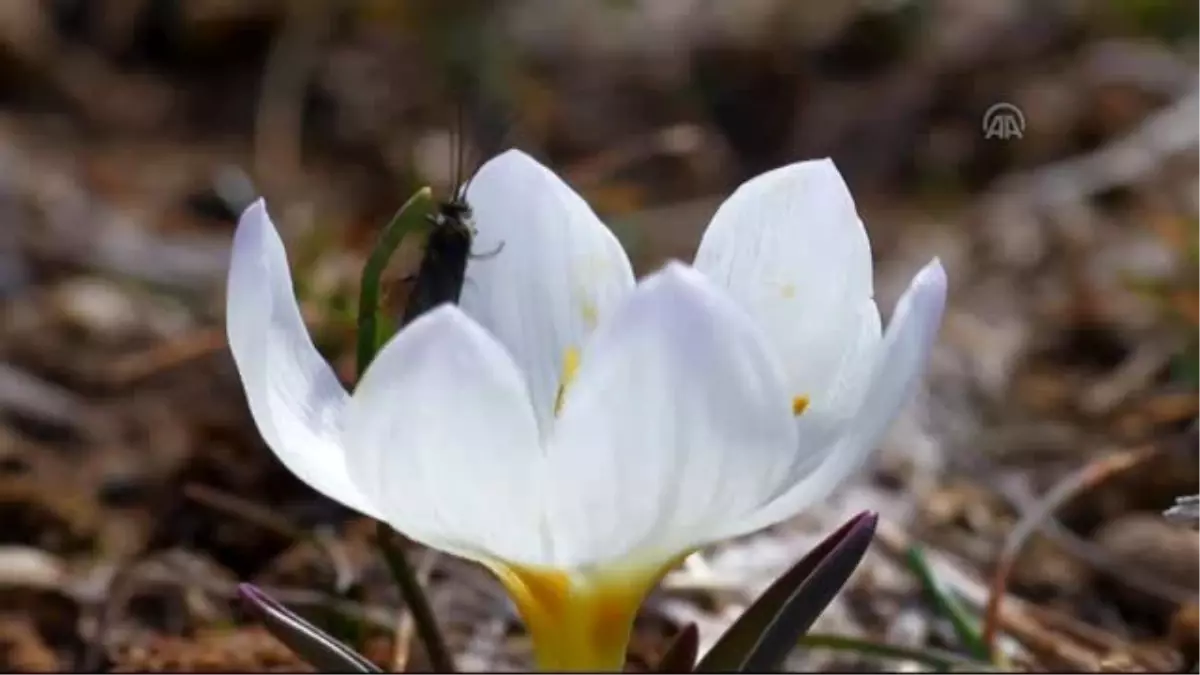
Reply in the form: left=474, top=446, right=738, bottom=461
left=355, top=187, right=433, bottom=378
left=906, top=546, right=990, bottom=661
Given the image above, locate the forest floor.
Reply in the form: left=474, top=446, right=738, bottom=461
left=0, top=1, right=1196, bottom=671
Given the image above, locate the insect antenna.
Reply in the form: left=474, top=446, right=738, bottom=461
left=451, top=101, right=465, bottom=198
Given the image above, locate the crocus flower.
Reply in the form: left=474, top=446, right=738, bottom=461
left=225, top=151, right=946, bottom=671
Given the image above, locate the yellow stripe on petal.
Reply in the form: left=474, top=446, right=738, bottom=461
left=485, top=554, right=688, bottom=672
left=553, top=347, right=582, bottom=417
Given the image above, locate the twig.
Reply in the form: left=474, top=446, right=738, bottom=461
left=1081, top=339, right=1177, bottom=416
left=993, top=469, right=1195, bottom=603
left=105, top=328, right=227, bottom=386
left=183, top=483, right=358, bottom=592
left=183, top=482, right=307, bottom=542
left=83, top=555, right=399, bottom=631
left=0, top=361, right=87, bottom=428
left=987, top=91, right=1199, bottom=216
left=77, top=552, right=156, bottom=672
left=799, top=633, right=1006, bottom=673
left=980, top=445, right=1161, bottom=657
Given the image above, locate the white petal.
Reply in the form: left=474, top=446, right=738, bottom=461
left=460, top=150, right=635, bottom=437
left=226, top=200, right=379, bottom=518
left=734, top=259, right=948, bottom=534
left=343, top=306, right=547, bottom=565
left=545, top=263, right=799, bottom=569
left=692, top=159, right=880, bottom=446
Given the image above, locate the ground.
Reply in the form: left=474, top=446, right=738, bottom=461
left=0, top=1, right=1196, bottom=672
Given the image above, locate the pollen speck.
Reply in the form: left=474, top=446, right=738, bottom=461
left=780, top=283, right=796, bottom=299
left=792, top=395, right=810, bottom=416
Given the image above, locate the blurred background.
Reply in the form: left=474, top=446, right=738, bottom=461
left=0, top=0, right=1196, bottom=671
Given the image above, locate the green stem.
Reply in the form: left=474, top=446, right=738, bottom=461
left=355, top=187, right=452, bottom=671
left=376, top=522, right=455, bottom=672
left=355, top=187, right=433, bottom=379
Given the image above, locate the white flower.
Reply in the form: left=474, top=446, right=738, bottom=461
left=224, top=151, right=946, bottom=671
left=460, top=150, right=946, bottom=536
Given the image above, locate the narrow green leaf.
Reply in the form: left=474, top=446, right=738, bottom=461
left=655, top=623, right=699, bottom=672
left=906, top=546, right=990, bottom=661
left=738, top=513, right=877, bottom=671
left=694, top=511, right=875, bottom=672
left=356, top=187, right=433, bottom=378
left=238, top=583, right=382, bottom=673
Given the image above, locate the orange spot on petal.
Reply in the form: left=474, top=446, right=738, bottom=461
left=792, top=395, right=810, bottom=416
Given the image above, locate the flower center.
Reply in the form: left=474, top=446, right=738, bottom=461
left=485, top=561, right=664, bottom=672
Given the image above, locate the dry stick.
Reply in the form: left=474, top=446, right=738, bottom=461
left=82, top=489, right=297, bottom=670
left=183, top=483, right=357, bottom=590
left=979, top=444, right=1161, bottom=657
left=78, top=554, right=143, bottom=672
left=183, top=483, right=310, bottom=542
left=106, top=328, right=227, bottom=386
left=993, top=470, right=1194, bottom=604
left=93, top=556, right=399, bottom=631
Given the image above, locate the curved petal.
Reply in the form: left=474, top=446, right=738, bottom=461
left=733, top=259, right=948, bottom=534
left=460, top=150, right=635, bottom=438
left=226, top=200, right=379, bottom=518
left=545, top=263, right=799, bottom=569
left=692, top=159, right=880, bottom=448
left=343, top=306, right=548, bottom=565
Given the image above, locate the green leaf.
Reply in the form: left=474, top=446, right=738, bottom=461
left=238, top=584, right=382, bottom=673
left=356, top=187, right=434, bottom=378
left=655, top=623, right=699, bottom=672
left=695, top=511, right=877, bottom=672
left=739, top=513, right=877, bottom=671
left=906, top=546, right=990, bottom=661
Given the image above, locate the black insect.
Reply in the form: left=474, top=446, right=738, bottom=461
left=398, top=110, right=502, bottom=328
